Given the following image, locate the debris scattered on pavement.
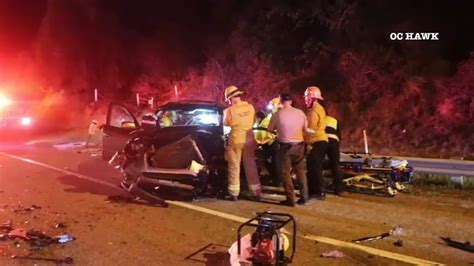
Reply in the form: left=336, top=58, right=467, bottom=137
left=53, top=142, right=86, bottom=150
left=440, top=237, right=474, bottom=253
left=394, top=240, right=404, bottom=247
left=12, top=254, right=74, bottom=264
left=56, top=234, right=75, bottom=244
left=77, top=147, right=102, bottom=156
left=353, top=226, right=403, bottom=243
left=0, top=220, right=13, bottom=231
left=53, top=222, right=67, bottom=229
left=12, top=204, right=41, bottom=214
left=27, top=229, right=55, bottom=251
left=0, top=219, right=76, bottom=258
left=8, top=228, right=29, bottom=240
left=321, top=250, right=345, bottom=258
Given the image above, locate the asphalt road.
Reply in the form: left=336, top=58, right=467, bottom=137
left=0, top=142, right=473, bottom=265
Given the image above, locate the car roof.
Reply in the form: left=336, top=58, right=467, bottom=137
left=159, top=100, right=223, bottom=110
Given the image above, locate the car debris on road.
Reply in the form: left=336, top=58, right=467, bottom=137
left=0, top=218, right=75, bottom=263
left=394, top=239, right=404, bottom=247
left=56, top=234, right=75, bottom=244
left=440, top=237, right=474, bottom=253
left=53, top=222, right=67, bottom=229
left=11, top=204, right=41, bottom=214
left=352, top=226, right=403, bottom=243
left=12, top=254, right=74, bottom=265
left=321, top=250, right=345, bottom=258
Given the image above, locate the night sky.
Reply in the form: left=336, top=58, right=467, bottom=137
left=1, top=0, right=473, bottom=63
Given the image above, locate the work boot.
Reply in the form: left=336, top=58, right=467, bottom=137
left=225, top=195, right=238, bottom=201
left=279, top=199, right=295, bottom=207
left=296, top=198, right=308, bottom=205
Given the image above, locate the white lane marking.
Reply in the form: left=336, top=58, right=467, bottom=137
left=0, top=152, right=122, bottom=192
left=0, top=152, right=443, bottom=265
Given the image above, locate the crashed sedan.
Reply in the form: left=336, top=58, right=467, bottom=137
left=103, top=101, right=227, bottom=204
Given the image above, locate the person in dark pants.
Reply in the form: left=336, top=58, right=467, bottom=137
left=304, top=86, right=328, bottom=200
left=254, top=98, right=281, bottom=186
left=268, top=93, right=309, bottom=206
left=325, top=114, right=344, bottom=195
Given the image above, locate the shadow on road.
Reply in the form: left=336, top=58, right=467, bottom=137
left=185, top=243, right=230, bottom=266
left=58, top=174, right=121, bottom=196
left=105, top=194, right=167, bottom=208
left=57, top=175, right=168, bottom=208
left=76, top=158, right=121, bottom=184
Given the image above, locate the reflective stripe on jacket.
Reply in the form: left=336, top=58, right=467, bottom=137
left=325, top=115, right=340, bottom=142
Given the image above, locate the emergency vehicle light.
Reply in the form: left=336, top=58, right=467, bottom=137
left=21, top=117, right=32, bottom=126
left=0, top=95, right=12, bottom=108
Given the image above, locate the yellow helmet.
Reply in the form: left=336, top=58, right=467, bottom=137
left=224, top=85, right=244, bottom=101
left=304, top=86, right=324, bottom=100
left=267, top=97, right=280, bottom=113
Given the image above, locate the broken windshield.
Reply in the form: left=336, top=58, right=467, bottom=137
left=155, top=107, right=221, bottom=127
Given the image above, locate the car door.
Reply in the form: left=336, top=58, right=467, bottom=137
left=102, top=103, right=140, bottom=160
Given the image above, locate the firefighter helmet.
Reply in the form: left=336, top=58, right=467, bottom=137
left=224, top=86, right=244, bottom=101
left=304, top=86, right=324, bottom=100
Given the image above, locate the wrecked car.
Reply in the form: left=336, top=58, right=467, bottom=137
left=103, top=101, right=227, bottom=204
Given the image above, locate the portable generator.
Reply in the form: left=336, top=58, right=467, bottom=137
left=237, top=211, right=296, bottom=265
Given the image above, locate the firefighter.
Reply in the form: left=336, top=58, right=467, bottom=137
left=325, top=113, right=345, bottom=196
left=268, top=93, right=309, bottom=206
left=304, top=86, right=329, bottom=200
left=223, top=85, right=261, bottom=201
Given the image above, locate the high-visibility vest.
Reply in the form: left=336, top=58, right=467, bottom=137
left=254, top=113, right=275, bottom=145
left=325, top=115, right=340, bottom=142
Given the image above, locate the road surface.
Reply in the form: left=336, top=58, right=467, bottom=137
left=0, top=142, right=473, bottom=265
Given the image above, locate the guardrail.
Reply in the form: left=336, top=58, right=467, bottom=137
left=340, top=152, right=474, bottom=177
left=376, top=154, right=474, bottom=177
